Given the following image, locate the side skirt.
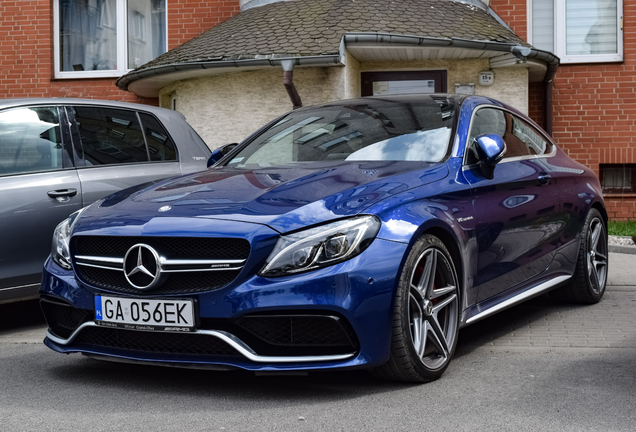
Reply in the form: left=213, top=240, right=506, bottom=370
left=0, top=283, right=40, bottom=305
left=462, top=274, right=571, bottom=326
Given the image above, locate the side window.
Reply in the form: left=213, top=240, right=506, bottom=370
left=0, top=107, right=63, bottom=176
left=139, top=113, right=177, bottom=161
left=466, top=108, right=553, bottom=165
left=466, top=108, right=506, bottom=165
left=71, top=106, right=147, bottom=166
left=511, top=115, right=552, bottom=156
left=500, top=112, right=534, bottom=159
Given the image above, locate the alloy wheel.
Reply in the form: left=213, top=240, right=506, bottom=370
left=408, top=248, right=459, bottom=370
left=587, top=217, right=608, bottom=294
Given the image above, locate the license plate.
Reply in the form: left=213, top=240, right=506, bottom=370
left=94, top=295, right=195, bottom=332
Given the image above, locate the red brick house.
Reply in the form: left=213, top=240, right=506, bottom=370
left=0, top=0, right=239, bottom=102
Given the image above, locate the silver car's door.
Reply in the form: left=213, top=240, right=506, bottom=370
left=66, top=106, right=182, bottom=205
left=0, top=105, right=81, bottom=301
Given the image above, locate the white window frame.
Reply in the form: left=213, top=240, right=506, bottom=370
left=53, top=0, right=168, bottom=79
left=527, top=0, right=623, bottom=64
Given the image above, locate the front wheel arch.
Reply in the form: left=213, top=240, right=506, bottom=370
left=371, top=233, right=461, bottom=382
left=592, top=201, right=608, bottom=226
left=424, top=226, right=464, bottom=301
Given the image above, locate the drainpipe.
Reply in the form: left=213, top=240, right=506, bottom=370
left=281, top=59, right=302, bottom=110
left=544, top=80, right=553, bottom=136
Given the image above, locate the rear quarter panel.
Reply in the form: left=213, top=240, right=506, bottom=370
left=153, top=110, right=211, bottom=175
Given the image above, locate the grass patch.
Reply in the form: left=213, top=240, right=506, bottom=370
left=608, top=220, right=636, bottom=236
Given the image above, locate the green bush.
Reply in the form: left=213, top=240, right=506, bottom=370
left=608, top=221, right=636, bottom=236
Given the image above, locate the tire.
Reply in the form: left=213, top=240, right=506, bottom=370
left=551, top=208, right=608, bottom=304
left=371, top=234, right=460, bottom=383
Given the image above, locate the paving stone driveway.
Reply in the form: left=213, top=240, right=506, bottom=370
left=459, top=252, right=636, bottom=350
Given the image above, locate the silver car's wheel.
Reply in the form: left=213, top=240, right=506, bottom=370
left=551, top=208, right=608, bottom=304
left=371, top=234, right=460, bottom=383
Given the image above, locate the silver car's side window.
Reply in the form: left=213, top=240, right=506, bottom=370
left=71, top=106, right=148, bottom=166
left=138, top=113, right=178, bottom=162
left=0, top=106, right=63, bottom=176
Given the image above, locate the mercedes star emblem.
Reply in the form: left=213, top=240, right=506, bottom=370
left=123, top=244, right=162, bottom=290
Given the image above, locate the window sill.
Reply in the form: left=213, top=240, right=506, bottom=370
left=51, top=77, right=125, bottom=82
left=603, top=193, right=636, bottom=198
left=560, top=55, right=623, bottom=65
left=53, top=70, right=133, bottom=80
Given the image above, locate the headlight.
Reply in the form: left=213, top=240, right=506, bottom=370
left=259, top=215, right=381, bottom=277
left=51, top=206, right=89, bottom=270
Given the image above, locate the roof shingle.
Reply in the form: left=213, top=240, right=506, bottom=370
left=136, top=0, right=527, bottom=71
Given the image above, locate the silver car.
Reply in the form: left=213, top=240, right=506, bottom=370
left=0, top=99, right=211, bottom=304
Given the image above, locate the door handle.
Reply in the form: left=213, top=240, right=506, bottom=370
left=47, top=188, right=78, bottom=198
left=537, top=173, right=552, bottom=185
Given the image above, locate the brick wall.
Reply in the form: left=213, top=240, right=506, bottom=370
left=489, top=0, right=528, bottom=40
left=0, top=0, right=239, bottom=103
left=604, top=196, right=636, bottom=220
left=169, top=1, right=240, bottom=49
left=491, top=0, right=636, bottom=220
left=528, top=82, right=545, bottom=129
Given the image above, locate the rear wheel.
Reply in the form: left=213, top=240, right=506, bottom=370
left=371, top=234, right=459, bottom=383
left=551, top=208, right=608, bottom=304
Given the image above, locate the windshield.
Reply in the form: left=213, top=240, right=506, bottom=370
left=226, top=97, right=456, bottom=168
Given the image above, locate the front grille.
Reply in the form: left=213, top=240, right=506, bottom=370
left=236, top=315, right=357, bottom=349
left=72, top=236, right=250, bottom=295
left=74, top=327, right=240, bottom=358
left=40, top=297, right=92, bottom=339
left=77, top=265, right=241, bottom=295
left=74, top=236, right=250, bottom=260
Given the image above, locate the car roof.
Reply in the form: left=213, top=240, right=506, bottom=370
left=292, top=93, right=467, bottom=110
left=0, top=98, right=171, bottom=114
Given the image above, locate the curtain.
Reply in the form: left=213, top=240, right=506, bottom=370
left=532, top=0, right=554, bottom=52
left=566, top=0, right=618, bottom=55
left=127, top=0, right=166, bottom=69
left=59, top=0, right=117, bottom=71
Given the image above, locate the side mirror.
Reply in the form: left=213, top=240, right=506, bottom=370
left=207, top=143, right=238, bottom=167
left=474, top=134, right=506, bottom=179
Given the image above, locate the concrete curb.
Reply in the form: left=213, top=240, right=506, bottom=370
left=609, top=244, right=636, bottom=255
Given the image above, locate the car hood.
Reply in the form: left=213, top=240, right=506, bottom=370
left=76, top=161, right=448, bottom=234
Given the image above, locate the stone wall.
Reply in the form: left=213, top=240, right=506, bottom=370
left=160, top=66, right=346, bottom=149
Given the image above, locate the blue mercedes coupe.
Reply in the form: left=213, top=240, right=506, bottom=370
left=40, top=95, right=608, bottom=382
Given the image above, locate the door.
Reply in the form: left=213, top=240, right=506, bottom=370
left=67, top=105, right=182, bottom=205
left=361, top=71, right=447, bottom=97
left=463, top=107, right=564, bottom=302
left=0, top=106, right=81, bottom=294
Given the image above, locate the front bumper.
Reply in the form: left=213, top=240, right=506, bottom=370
left=40, top=238, right=408, bottom=372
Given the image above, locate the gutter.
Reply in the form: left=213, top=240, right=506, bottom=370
left=116, top=54, right=343, bottom=92
left=343, top=32, right=559, bottom=83
left=118, top=31, right=559, bottom=94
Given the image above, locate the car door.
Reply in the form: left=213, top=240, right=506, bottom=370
left=66, top=105, right=183, bottom=205
left=463, top=107, right=565, bottom=303
left=0, top=105, right=81, bottom=299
